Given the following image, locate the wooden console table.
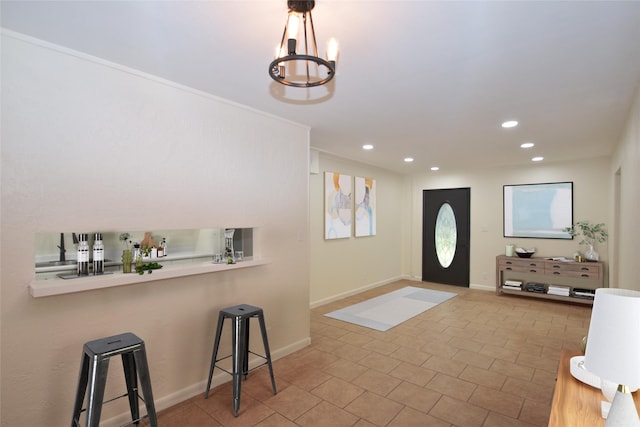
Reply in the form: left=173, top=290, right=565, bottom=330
left=549, top=349, right=640, bottom=426
left=496, top=255, right=604, bottom=305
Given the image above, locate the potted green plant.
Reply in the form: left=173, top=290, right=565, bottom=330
left=140, top=231, right=156, bottom=259
left=563, top=221, right=608, bottom=261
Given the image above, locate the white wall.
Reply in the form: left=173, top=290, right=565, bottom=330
left=1, top=33, right=310, bottom=426
left=610, top=83, right=640, bottom=290
left=409, top=158, right=612, bottom=288
left=309, top=153, right=408, bottom=306
left=308, top=151, right=615, bottom=307
left=308, top=153, right=612, bottom=301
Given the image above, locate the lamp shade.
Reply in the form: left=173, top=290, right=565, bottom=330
left=584, top=288, right=640, bottom=389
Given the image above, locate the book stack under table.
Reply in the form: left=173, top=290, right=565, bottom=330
left=572, top=288, right=596, bottom=300
left=504, top=282, right=597, bottom=301
left=502, top=280, right=522, bottom=291
left=547, top=284, right=570, bottom=297
left=504, top=281, right=593, bottom=299
left=524, top=282, right=546, bottom=293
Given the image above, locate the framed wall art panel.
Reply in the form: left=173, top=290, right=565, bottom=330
left=324, top=172, right=352, bottom=239
left=503, top=182, right=573, bottom=239
left=355, top=176, right=376, bottom=237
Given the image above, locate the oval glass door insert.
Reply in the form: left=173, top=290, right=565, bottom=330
left=435, top=203, right=457, bottom=268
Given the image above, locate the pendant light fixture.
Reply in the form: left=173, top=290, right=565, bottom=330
left=268, top=1, right=338, bottom=88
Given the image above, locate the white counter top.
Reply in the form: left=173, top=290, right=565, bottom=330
left=29, top=257, right=270, bottom=298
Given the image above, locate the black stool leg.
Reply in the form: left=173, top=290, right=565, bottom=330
left=133, top=346, right=159, bottom=427
left=205, top=312, right=226, bottom=398
left=85, top=355, right=110, bottom=427
left=258, top=314, right=277, bottom=395
left=121, top=352, right=140, bottom=425
left=242, top=317, right=250, bottom=379
left=232, top=314, right=245, bottom=416
left=71, top=353, right=90, bottom=427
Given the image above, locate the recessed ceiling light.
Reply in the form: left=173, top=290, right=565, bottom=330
left=521, top=142, right=535, bottom=148
left=404, top=157, right=414, bottom=163
left=362, top=144, right=374, bottom=150
left=501, top=120, right=518, bottom=128
left=532, top=156, right=544, bottom=162
left=430, top=166, right=440, bottom=171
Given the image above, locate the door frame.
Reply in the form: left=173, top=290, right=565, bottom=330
left=422, top=187, right=470, bottom=287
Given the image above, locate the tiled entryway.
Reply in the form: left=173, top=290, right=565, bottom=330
left=140, top=280, right=591, bottom=426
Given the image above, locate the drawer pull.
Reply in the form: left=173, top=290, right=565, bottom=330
left=581, top=274, right=590, bottom=278
left=529, top=269, right=537, bottom=273
left=580, top=267, right=590, bottom=271
left=505, top=267, right=513, bottom=271
left=553, top=265, right=561, bottom=269
left=553, top=272, right=560, bottom=275
left=506, top=261, right=513, bottom=265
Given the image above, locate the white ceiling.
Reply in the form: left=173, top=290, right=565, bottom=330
left=3, top=1, right=640, bottom=174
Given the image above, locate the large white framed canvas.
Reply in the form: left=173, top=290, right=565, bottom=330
left=325, top=172, right=352, bottom=239
left=355, top=176, right=376, bottom=237
left=503, top=181, right=573, bottom=239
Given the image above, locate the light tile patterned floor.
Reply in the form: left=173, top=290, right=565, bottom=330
left=135, top=280, right=591, bottom=426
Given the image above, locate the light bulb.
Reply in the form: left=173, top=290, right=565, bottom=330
left=287, top=13, right=300, bottom=40
left=275, top=45, right=286, bottom=59
left=327, top=38, right=339, bottom=61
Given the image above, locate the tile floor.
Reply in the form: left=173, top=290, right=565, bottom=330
left=136, top=280, right=592, bottom=426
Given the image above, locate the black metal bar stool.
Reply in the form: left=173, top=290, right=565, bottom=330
left=205, top=304, right=277, bottom=416
left=71, top=332, right=158, bottom=427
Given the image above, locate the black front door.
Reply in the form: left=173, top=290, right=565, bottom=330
left=422, top=188, right=470, bottom=287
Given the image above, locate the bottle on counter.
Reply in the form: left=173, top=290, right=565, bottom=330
left=77, top=233, right=89, bottom=276
left=161, top=238, right=167, bottom=257
left=157, top=242, right=164, bottom=258
left=133, top=243, right=141, bottom=261
left=135, top=252, right=144, bottom=273
left=93, top=233, right=104, bottom=275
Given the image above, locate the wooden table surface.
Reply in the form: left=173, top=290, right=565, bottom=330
left=549, top=349, right=640, bottom=426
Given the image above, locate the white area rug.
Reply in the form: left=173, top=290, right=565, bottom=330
left=324, top=286, right=457, bottom=331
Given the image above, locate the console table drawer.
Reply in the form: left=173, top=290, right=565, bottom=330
left=501, top=265, right=544, bottom=274
left=566, top=263, right=600, bottom=274
left=566, top=270, right=600, bottom=280
left=499, top=258, right=545, bottom=269
left=545, top=262, right=602, bottom=279
left=548, top=270, right=600, bottom=280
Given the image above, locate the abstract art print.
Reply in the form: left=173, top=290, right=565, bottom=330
left=325, top=172, right=352, bottom=239
left=503, top=182, right=573, bottom=239
left=355, top=176, right=376, bottom=237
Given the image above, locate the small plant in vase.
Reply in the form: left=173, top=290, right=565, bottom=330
left=563, top=221, right=608, bottom=261
left=140, top=232, right=156, bottom=259
left=119, top=233, right=133, bottom=273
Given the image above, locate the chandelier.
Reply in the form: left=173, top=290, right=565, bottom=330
left=268, top=1, right=338, bottom=88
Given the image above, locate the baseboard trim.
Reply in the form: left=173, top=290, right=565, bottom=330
left=101, top=337, right=311, bottom=427
left=310, top=276, right=411, bottom=308
left=309, top=277, right=495, bottom=309
left=470, top=283, right=495, bottom=292
left=309, top=275, right=499, bottom=308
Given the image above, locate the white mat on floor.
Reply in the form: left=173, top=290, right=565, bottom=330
left=324, top=286, right=457, bottom=331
